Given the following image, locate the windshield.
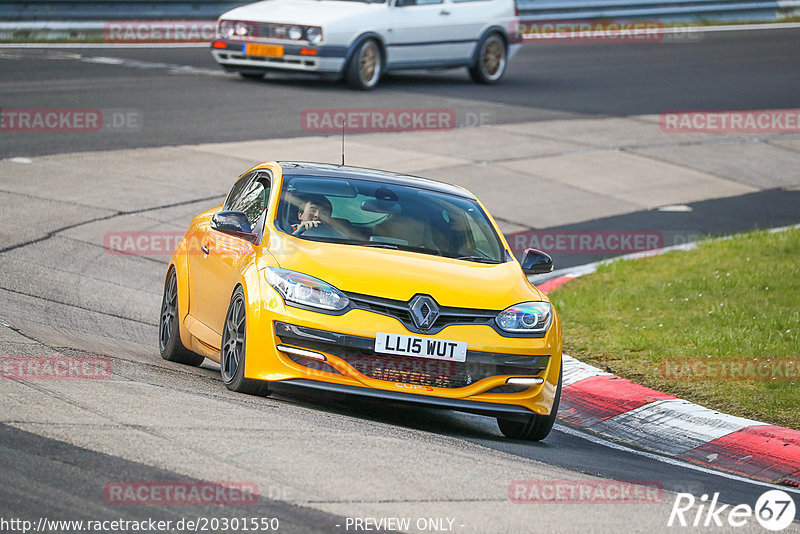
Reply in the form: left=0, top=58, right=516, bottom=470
left=276, top=174, right=507, bottom=263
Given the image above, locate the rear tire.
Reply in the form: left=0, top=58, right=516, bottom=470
left=345, top=39, right=382, bottom=90
left=220, top=286, right=271, bottom=396
left=497, top=364, right=561, bottom=441
left=159, top=268, right=205, bottom=366
left=469, top=32, right=507, bottom=84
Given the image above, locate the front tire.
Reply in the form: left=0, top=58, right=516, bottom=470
left=220, top=286, right=270, bottom=396
left=469, top=33, right=507, bottom=85
left=497, top=364, right=562, bottom=441
left=346, top=39, right=382, bottom=90
left=159, top=268, right=204, bottom=366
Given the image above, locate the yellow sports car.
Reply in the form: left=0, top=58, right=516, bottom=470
left=159, top=162, right=562, bottom=440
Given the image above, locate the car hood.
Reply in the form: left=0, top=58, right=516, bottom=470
left=221, top=0, right=382, bottom=26
left=265, top=235, right=546, bottom=309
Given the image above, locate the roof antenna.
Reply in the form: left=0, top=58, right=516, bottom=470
left=341, top=120, right=345, bottom=166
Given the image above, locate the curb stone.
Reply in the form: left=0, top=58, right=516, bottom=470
left=540, top=224, right=800, bottom=486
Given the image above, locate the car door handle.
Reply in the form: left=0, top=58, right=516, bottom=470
left=201, top=244, right=210, bottom=255
left=439, top=9, right=450, bottom=15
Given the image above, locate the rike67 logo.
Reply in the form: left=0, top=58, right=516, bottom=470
left=668, top=490, right=796, bottom=531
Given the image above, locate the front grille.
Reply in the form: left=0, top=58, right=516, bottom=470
left=251, top=23, right=305, bottom=41
left=345, top=292, right=497, bottom=335
left=274, top=322, right=549, bottom=390
left=340, top=351, right=475, bottom=389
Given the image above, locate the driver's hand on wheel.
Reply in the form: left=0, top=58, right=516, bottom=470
left=293, top=220, right=323, bottom=235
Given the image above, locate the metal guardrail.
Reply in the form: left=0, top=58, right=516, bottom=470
left=0, top=1, right=248, bottom=20
left=0, top=0, right=795, bottom=23
left=517, top=0, right=785, bottom=21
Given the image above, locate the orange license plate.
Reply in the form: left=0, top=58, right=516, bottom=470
left=244, top=43, right=284, bottom=58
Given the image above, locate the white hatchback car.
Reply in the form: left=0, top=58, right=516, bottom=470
left=211, top=0, right=520, bottom=89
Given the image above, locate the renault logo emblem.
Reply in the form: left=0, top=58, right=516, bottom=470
left=409, top=295, right=439, bottom=331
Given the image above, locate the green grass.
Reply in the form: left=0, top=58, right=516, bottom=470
left=549, top=227, right=800, bottom=429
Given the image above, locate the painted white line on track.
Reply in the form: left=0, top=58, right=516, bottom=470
left=554, top=423, right=800, bottom=495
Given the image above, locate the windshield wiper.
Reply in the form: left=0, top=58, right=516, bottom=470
left=333, top=239, right=444, bottom=257
left=361, top=243, right=399, bottom=249
left=454, top=256, right=503, bottom=264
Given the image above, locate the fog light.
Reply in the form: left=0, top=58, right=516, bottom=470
left=277, top=345, right=327, bottom=361
left=506, top=377, right=544, bottom=385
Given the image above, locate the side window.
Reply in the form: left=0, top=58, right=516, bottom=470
left=224, top=172, right=254, bottom=211
left=229, top=172, right=271, bottom=229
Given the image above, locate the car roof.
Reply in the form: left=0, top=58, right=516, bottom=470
left=278, top=161, right=475, bottom=199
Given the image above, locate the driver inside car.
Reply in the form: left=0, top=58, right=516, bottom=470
left=291, top=194, right=333, bottom=235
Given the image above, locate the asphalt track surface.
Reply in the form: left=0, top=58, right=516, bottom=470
left=1, top=26, right=799, bottom=533
left=1, top=28, right=799, bottom=158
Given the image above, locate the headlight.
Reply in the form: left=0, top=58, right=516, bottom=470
left=234, top=22, right=250, bottom=37
left=265, top=268, right=349, bottom=311
left=219, top=20, right=235, bottom=39
left=305, top=26, right=323, bottom=44
left=496, top=302, right=552, bottom=334
left=288, top=25, right=303, bottom=40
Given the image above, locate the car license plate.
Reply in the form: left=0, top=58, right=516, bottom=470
left=374, top=333, right=467, bottom=362
left=244, top=43, right=284, bottom=58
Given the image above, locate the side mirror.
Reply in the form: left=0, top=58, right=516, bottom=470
left=520, top=248, right=553, bottom=275
left=211, top=211, right=258, bottom=243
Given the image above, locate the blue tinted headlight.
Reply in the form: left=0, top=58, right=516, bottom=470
left=265, top=268, right=349, bottom=311
left=496, top=302, right=552, bottom=333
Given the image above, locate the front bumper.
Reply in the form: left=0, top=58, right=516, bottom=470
left=244, top=292, right=562, bottom=417
left=269, top=379, right=540, bottom=422
left=210, top=39, right=347, bottom=74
